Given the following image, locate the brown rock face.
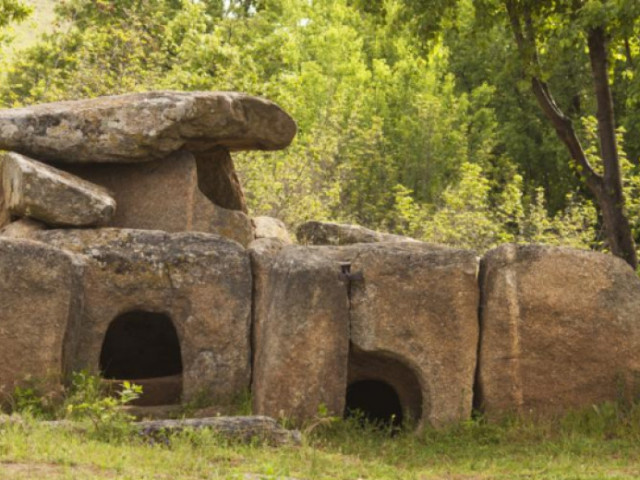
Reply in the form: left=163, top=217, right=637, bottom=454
left=0, top=218, right=46, bottom=239
left=1, top=152, right=116, bottom=227
left=477, top=244, right=640, bottom=419
left=333, top=243, right=479, bottom=428
left=195, top=148, right=247, bottom=213
left=0, top=91, right=297, bottom=163
left=33, top=229, right=252, bottom=404
left=252, top=245, right=350, bottom=424
left=0, top=238, right=83, bottom=398
left=297, top=221, right=420, bottom=246
left=60, top=152, right=253, bottom=247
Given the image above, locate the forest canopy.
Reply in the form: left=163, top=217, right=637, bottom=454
left=1, top=0, right=639, bottom=258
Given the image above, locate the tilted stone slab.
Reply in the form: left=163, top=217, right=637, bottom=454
left=251, top=245, right=350, bottom=424
left=332, top=243, right=479, bottom=428
left=478, top=244, right=640, bottom=419
left=0, top=238, right=83, bottom=398
left=0, top=91, right=297, bottom=163
left=33, top=229, right=252, bottom=404
left=60, top=152, right=253, bottom=247
left=296, top=220, right=421, bottom=246
left=1, top=152, right=116, bottom=227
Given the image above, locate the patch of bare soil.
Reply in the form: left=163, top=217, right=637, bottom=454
left=0, top=461, right=115, bottom=479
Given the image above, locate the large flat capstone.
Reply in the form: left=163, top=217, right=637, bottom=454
left=0, top=91, right=297, bottom=163
left=1, top=152, right=116, bottom=226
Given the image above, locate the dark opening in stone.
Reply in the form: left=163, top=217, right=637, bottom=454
left=345, top=347, right=423, bottom=429
left=345, top=379, right=403, bottom=427
left=99, top=311, right=183, bottom=405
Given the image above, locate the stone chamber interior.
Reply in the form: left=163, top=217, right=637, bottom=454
left=344, top=347, right=423, bottom=429
left=99, top=311, right=183, bottom=406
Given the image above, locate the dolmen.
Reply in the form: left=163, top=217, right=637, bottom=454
left=2, top=92, right=640, bottom=430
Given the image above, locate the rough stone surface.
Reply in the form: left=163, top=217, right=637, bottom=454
left=253, top=216, right=292, bottom=244
left=0, top=185, right=9, bottom=228
left=248, top=238, right=288, bottom=380
left=252, top=245, right=350, bottom=424
left=195, top=148, right=247, bottom=213
left=0, top=91, right=297, bottom=163
left=33, top=228, right=252, bottom=403
left=326, top=243, right=479, bottom=428
left=0, top=218, right=46, bottom=238
left=297, top=221, right=421, bottom=246
left=1, top=152, right=116, bottom=226
left=0, top=238, right=83, bottom=399
left=60, top=152, right=253, bottom=247
left=478, top=244, right=640, bottom=419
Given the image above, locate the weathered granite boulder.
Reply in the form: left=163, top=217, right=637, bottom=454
left=253, top=216, right=293, bottom=244
left=297, top=221, right=420, bottom=246
left=477, top=244, right=640, bottom=419
left=335, top=243, right=479, bottom=428
left=0, top=91, right=297, bottom=163
left=1, top=152, right=116, bottom=227
left=0, top=238, right=83, bottom=399
left=33, top=229, right=252, bottom=404
left=60, top=152, right=253, bottom=247
left=252, top=245, right=350, bottom=424
left=0, top=218, right=45, bottom=238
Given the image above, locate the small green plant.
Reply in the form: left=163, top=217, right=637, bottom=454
left=64, top=371, right=142, bottom=440
left=7, top=374, right=63, bottom=418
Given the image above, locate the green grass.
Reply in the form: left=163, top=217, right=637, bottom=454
left=2, top=403, right=640, bottom=479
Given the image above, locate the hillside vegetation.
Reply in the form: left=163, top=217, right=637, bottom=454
left=0, top=0, right=638, bottom=258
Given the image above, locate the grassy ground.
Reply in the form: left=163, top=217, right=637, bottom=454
left=2, top=403, right=640, bottom=480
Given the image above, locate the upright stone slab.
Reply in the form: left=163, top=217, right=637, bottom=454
left=0, top=238, right=82, bottom=398
left=34, top=229, right=252, bottom=404
left=0, top=91, right=297, bottom=162
left=1, top=152, right=116, bottom=227
left=478, top=244, right=640, bottom=419
left=60, top=152, right=253, bottom=247
left=337, top=243, right=480, bottom=428
left=252, top=246, right=350, bottom=424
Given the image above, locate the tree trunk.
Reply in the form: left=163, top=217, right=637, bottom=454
left=587, top=27, right=637, bottom=269
left=504, top=1, right=637, bottom=269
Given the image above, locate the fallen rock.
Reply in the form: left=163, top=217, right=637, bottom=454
left=252, top=245, right=350, bottom=424
left=60, top=152, right=253, bottom=246
left=33, top=228, right=252, bottom=404
left=0, top=91, right=297, bottom=163
left=477, top=244, right=640, bottom=419
left=135, top=416, right=301, bottom=446
left=0, top=218, right=46, bottom=238
left=1, top=152, right=116, bottom=226
left=297, top=221, right=420, bottom=245
left=0, top=238, right=83, bottom=400
left=253, top=216, right=293, bottom=244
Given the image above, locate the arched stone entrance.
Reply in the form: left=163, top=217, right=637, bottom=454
left=99, top=311, right=183, bottom=405
left=345, top=347, right=423, bottom=429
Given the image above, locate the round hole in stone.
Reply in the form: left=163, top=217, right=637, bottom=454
left=99, top=311, right=183, bottom=406
left=345, top=379, right=403, bottom=427
left=345, top=347, right=423, bottom=429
